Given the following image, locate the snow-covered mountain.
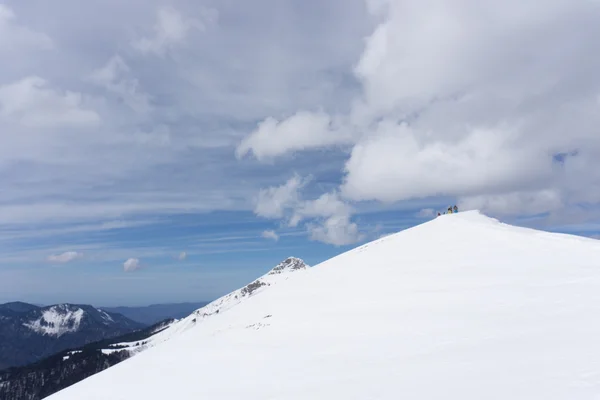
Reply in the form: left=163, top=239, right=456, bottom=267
left=98, top=257, right=309, bottom=356
left=0, top=302, right=143, bottom=368
left=49, top=211, right=600, bottom=400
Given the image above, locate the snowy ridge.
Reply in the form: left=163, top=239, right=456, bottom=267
left=98, top=310, right=114, bottom=323
left=101, top=257, right=309, bottom=355
left=23, top=305, right=85, bottom=337
left=50, top=212, right=600, bottom=400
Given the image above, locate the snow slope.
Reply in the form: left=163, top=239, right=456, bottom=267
left=23, top=306, right=85, bottom=337
left=49, top=211, right=600, bottom=399
left=99, top=257, right=309, bottom=355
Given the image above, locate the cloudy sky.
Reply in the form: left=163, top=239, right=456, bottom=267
left=1, top=0, right=599, bottom=306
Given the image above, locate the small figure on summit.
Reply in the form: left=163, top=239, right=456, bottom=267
left=453, top=205, right=458, bottom=213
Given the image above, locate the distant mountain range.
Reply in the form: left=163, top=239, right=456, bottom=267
left=100, top=302, right=209, bottom=325
left=0, top=302, right=144, bottom=369
left=0, top=301, right=211, bottom=370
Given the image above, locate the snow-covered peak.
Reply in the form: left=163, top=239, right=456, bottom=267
left=100, top=257, right=309, bottom=355
left=194, top=256, right=308, bottom=315
left=266, top=257, right=307, bottom=275
left=50, top=214, right=600, bottom=400
left=18, top=304, right=142, bottom=339
left=23, top=306, right=85, bottom=337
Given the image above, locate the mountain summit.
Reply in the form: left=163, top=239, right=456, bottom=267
left=49, top=211, right=600, bottom=399
left=267, top=257, right=307, bottom=275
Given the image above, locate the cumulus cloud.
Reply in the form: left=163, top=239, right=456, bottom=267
left=301, top=192, right=362, bottom=245
left=123, top=258, right=141, bottom=272
left=261, top=230, right=279, bottom=241
left=291, top=191, right=353, bottom=227
left=308, top=213, right=362, bottom=246
left=340, top=122, right=548, bottom=203
left=0, top=76, right=100, bottom=127
left=236, top=111, right=354, bottom=161
left=253, top=176, right=362, bottom=245
left=254, top=174, right=308, bottom=219
left=240, top=0, right=600, bottom=218
left=47, top=251, right=83, bottom=263
left=132, top=6, right=217, bottom=57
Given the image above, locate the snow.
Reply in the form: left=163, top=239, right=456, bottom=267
left=48, top=211, right=600, bottom=399
left=23, top=306, right=85, bottom=337
left=100, top=349, right=125, bottom=355
left=99, top=257, right=309, bottom=356
left=98, top=310, right=114, bottom=323
left=63, top=350, right=82, bottom=361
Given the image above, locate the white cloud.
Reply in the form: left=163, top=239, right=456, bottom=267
left=308, top=213, right=362, bottom=246
left=0, top=76, right=100, bottom=127
left=291, top=191, right=353, bottom=227
left=338, top=111, right=561, bottom=205
left=236, top=111, right=354, bottom=161
left=0, top=0, right=370, bottom=233
left=301, top=192, right=362, bottom=246
left=240, top=0, right=600, bottom=217
left=261, top=230, right=279, bottom=241
left=178, top=252, right=187, bottom=261
left=254, top=174, right=308, bottom=219
left=47, top=251, right=83, bottom=263
left=339, top=116, right=550, bottom=205
left=253, top=177, right=363, bottom=245
left=123, top=258, right=141, bottom=272
left=132, top=6, right=217, bottom=57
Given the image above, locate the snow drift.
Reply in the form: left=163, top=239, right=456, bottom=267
left=49, top=211, right=600, bottom=399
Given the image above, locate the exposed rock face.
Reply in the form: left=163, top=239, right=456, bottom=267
left=240, top=281, right=268, bottom=296
left=192, top=257, right=309, bottom=319
left=268, top=257, right=308, bottom=275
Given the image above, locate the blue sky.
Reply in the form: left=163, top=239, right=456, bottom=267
left=0, top=208, right=435, bottom=306
left=1, top=0, right=600, bottom=306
